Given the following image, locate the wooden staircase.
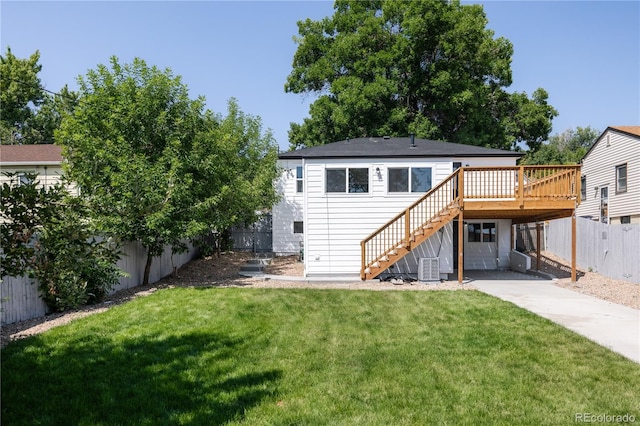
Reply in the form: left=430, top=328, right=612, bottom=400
left=360, top=169, right=462, bottom=280
left=360, top=165, right=581, bottom=281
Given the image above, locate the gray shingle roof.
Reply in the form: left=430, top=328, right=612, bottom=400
left=279, top=137, right=522, bottom=159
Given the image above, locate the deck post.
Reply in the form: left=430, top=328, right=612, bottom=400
left=536, top=222, right=541, bottom=271
left=571, top=212, right=577, bottom=282
left=458, top=211, right=464, bottom=284
left=518, top=165, right=525, bottom=207
left=360, top=241, right=365, bottom=280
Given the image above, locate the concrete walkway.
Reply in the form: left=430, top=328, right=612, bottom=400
left=469, top=273, right=640, bottom=364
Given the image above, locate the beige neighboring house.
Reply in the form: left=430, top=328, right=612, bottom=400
left=0, top=144, right=77, bottom=194
left=577, top=126, right=640, bottom=224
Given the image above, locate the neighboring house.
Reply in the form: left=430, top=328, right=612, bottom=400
left=576, top=126, right=640, bottom=224
left=0, top=144, right=77, bottom=194
left=273, top=136, right=580, bottom=281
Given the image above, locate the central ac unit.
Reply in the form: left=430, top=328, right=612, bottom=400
left=418, top=258, right=440, bottom=282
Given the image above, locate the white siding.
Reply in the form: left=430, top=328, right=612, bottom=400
left=577, top=129, right=640, bottom=223
left=272, top=160, right=304, bottom=255
left=273, top=154, right=519, bottom=277
left=0, top=164, right=79, bottom=195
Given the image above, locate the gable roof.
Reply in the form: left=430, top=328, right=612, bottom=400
left=279, top=137, right=522, bottom=160
left=582, top=126, right=640, bottom=161
left=0, top=144, right=63, bottom=166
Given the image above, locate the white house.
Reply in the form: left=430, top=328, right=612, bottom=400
left=576, top=126, right=640, bottom=224
left=272, top=136, right=526, bottom=279
left=0, top=144, right=77, bottom=194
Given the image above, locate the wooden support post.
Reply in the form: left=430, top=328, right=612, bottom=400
left=571, top=212, right=577, bottom=282
left=536, top=222, right=541, bottom=271
left=458, top=211, right=464, bottom=284
left=511, top=224, right=515, bottom=251
left=518, top=165, right=525, bottom=207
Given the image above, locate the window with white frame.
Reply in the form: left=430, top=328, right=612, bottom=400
left=388, top=167, right=432, bottom=193
left=296, top=166, right=303, bottom=193
left=16, top=172, right=34, bottom=186
left=326, top=168, right=369, bottom=193
left=468, top=222, right=496, bottom=243
left=616, top=164, right=627, bottom=193
left=580, top=175, right=586, bottom=200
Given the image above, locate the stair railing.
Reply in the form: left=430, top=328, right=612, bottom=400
left=360, top=169, right=461, bottom=279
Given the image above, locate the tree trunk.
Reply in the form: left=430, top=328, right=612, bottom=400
left=143, top=248, right=153, bottom=286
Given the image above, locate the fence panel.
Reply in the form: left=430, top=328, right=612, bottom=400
left=546, top=217, right=640, bottom=284
left=1, top=240, right=198, bottom=325
left=0, top=276, right=48, bottom=325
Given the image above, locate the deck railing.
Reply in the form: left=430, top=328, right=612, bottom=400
left=360, top=165, right=581, bottom=280
left=462, top=165, right=581, bottom=201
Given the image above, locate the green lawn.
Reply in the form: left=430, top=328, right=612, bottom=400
left=2, top=288, right=639, bottom=425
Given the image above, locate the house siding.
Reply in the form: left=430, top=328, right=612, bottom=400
left=0, top=164, right=79, bottom=195
left=577, top=129, right=640, bottom=223
left=272, top=160, right=305, bottom=255
left=297, top=157, right=516, bottom=277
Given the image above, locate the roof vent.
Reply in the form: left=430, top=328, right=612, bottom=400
left=410, top=133, right=416, bottom=148
left=383, top=135, right=390, bottom=140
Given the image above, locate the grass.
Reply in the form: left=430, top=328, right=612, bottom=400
left=2, top=288, right=639, bottom=425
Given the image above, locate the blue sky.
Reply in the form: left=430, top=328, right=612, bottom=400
left=2, top=1, right=638, bottom=152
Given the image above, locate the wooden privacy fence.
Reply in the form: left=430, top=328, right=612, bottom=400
left=546, top=217, right=640, bottom=284
left=1, top=240, right=198, bottom=325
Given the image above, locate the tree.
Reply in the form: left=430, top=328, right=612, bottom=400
left=0, top=47, right=79, bottom=144
left=57, top=57, right=279, bottom=285
left=187, top=99, right=280, bottom=253
left=285, top=0, right=557, bottom=151
left=520, top=126, right=599, bottom=165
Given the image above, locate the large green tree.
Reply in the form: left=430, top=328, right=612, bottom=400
left=285, top=0, right=557, bottom=151
left=57, top=57, right=278, bottom=285
left=520, top=126, right=599, bottom=165
left=0, top=47, right=78, bottom=144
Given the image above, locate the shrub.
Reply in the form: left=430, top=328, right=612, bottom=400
left=1, top=172, right=124, bottom=311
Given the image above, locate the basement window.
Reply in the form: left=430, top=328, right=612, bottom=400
left=468, top=222, right=496, bottom=243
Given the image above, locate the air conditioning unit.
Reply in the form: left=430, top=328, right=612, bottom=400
left=418, top=258, right=440, bottom=282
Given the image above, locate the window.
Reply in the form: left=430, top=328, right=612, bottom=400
left=468, top=222, right=496, bottom=243
left=616, top=164, right=627, bottom=193
left=296, top=166, right=303, bottom=193
left=388, top=167, right=432, bottom=193
left=326, top=168, right=369, bottom=193
left=293, top=221, right=303, bottom=233
left=581, top=175, right=586, bottom=200
left=620, top=216, right=631, bottom=224
left=16, top=172, right=33, bottom=186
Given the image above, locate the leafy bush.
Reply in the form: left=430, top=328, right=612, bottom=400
left=1, top=172, right=124, bottom=311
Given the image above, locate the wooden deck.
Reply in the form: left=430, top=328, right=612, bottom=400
left=361, top=165, right=581, bottom=282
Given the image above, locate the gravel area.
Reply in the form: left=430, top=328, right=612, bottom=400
left=2, top=250, right=637, bottom=348
left=531, top=251, right=640, bottom=310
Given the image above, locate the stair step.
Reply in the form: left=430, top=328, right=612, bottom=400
left=240, top=264, right=265, bottom=272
